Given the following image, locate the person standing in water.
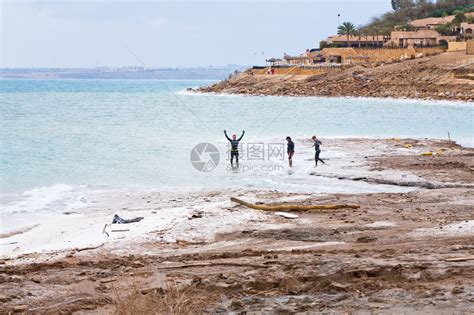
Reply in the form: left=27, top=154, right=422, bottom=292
left=224, top=130, right=245, bottom=167
left=312, top=135, right=325, bottom=167
left=286, top=136, right=295, bottom=167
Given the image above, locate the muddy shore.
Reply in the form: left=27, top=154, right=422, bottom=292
left=197, top=52, right=474, bottom=102
left=1, top=138, right=473, bottom=314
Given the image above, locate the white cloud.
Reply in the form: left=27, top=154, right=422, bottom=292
left=1, top=0, right=391, bottom=67
left=1, top=1, right=173, bottom=67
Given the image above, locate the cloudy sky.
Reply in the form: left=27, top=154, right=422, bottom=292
left=1, top=0, right=391, bottom=68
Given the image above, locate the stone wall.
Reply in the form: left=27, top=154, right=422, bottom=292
left=252, top=67, right=328, bottom=76
left=467, top=40, right=474, bottom=55
left=448, top=42, right=467, bottom=52
left=320, top=48, right=359, bottom=59
left=323, top=47, right=444, bottom=64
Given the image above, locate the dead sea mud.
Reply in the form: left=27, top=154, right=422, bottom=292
left=1, top=138, right=473, bottom=314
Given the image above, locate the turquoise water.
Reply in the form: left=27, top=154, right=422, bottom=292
left=1, top=79, right=473, bottom=212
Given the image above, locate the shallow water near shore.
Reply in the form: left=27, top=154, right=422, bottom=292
left=1, top=79, right=473, bottom=215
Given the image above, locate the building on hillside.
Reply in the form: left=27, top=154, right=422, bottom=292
left=410, top=16, right=455, bottom=30
left=325, top=35, right=386, bottom=48
left=319, top=13, right=474, bottom=52
left=410, top=12, right=474, bottom=30
left=277, top=50, right=346, bottom=66
left=460, top=22, right=474, bottom=38
left=283, top=54, right=311, bottom=65
left=387, top=30, right=456, bottom=47
left=265, top=58, right=284, bottom=66
left=464, top=12, right=474, bottom=20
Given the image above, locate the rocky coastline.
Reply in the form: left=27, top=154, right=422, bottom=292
left=197, top=52, right=474, bottom=102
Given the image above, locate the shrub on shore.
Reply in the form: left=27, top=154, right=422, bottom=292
left=114, top=282, right=217, bottom=314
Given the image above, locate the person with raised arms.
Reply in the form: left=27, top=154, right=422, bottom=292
left=224, top=130, right=245, bottom=168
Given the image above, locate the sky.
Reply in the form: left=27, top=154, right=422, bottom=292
left=1, top=0, right=392, bottom=68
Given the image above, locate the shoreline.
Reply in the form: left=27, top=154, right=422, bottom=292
left=196, top=51, right=474, bottom=102
left=1, top=137, right=471, bottom=259
left=5, top=135, right=473, bottom=216
left=186, top=88, right=474, bottom=106
left=1, top=137, right=473, bottom=313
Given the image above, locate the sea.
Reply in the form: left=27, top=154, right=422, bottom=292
left=1, top=79, right=473, bottom=215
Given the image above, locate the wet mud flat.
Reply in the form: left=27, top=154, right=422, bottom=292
left=1, top=138, right=473, bottom=314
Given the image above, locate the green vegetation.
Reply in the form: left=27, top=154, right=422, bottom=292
left=320, top=1, right=473, bottom=49
left=319, top=40, right=329, bottom=49
left=435, top=23, right=455, bottom=35
left=363, top=0, right=473, bottom=35
left=391, top=0, right=416, bottom=11
left=337, top=22, right=357, bottom=47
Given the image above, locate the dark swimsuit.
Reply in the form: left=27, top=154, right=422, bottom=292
left=314, top=139, right=324, bottom=165
left=225, top=131, right=245, bottom=164
left=287, top=141, right=295, bottom=159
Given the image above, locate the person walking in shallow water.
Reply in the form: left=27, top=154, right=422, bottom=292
left=286, top=136, right=295, bottom=167
left=312, top=135, right=325, bottom=167
left=224, top=130, right=245, bottom=167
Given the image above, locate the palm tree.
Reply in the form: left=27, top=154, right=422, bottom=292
left=337, top=22, right=357, bottom=48
left=356, top=26, right=363, bottom=48
left=361, top=28, right=369, bottom=48
left=375, top=28, right=380, bottom=47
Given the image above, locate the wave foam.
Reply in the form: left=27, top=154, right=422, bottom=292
left=1, top=183, right=75, bottom=214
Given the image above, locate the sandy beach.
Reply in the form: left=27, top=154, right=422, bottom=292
left=1, top=137, right=473, bottom=313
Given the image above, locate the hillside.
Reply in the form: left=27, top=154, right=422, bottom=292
left=197, top=52, right=473, bottom=102
left=361, top=0, right=474, bottom=36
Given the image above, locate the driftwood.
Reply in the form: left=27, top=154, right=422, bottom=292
left=102, top=224, right=110, bottom=237
left=230, top=197, right=360, bottom=212
left=76, top=244, right=104, bottom=252
left=445, top=256, right=474, bottom=262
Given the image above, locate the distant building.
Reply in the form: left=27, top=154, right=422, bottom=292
left=410, top=16, right=455, bottom=30
left=387, top=12, right=474, bottom=48
left=461, top=22, right=474, bottom=38
left=325, top=35, right=386, bottom=48
left=283, top=54, right=311, bottom=65
left=120, top=66, right=145, bottom=72
left=323, top=12, right=474, bottom=49
left=387, top=30, right=456, bottom=47
left=410, top=12, right=474, bottom=31
left=265, top=58, right=284, bottom=66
